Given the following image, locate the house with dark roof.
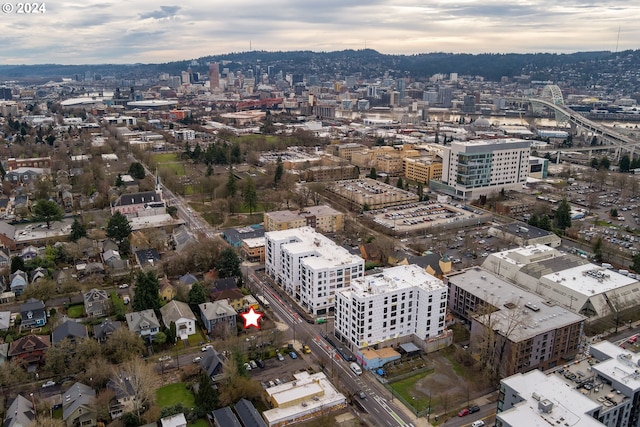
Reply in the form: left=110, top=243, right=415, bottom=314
left=111, top=190, right=165, bottom=217
left=212, top=288, right=245, bottom=312
left=107, top=374, right=137, bottom=419
left=52, top=319, right=88, bottom=345
left=200, top=346, right=225, bottom=381
left=171, top=225, right=196, bottom=252
left=62, top=382, right=97, bottom=427
left=10, top=269, right=28, bottom=295
left=234, top=398, right=267, bottom=427
left=19, top=298, right=46, bottom=329
left=19, top=245, right=39, bottom=261
left=222, top=224, right=265, bottom=248
left=8, top=334, right=50, bottom=369
left=29, top=266, right=47, bottom=283
left=134, top=248, right=161, bottom=268
left=83, top=288, right=110, bottom=318
left=211, top=407, right=241, bottom=427
left=3, top=394, right=35, bottom=427
left=0, top=247, right=10, bottom=267
left=178, top=273, right=198, bottom=287
left=93, top=318, right=122, bottom=343
left=213, top=277, right=237, bottom=292
left=0, top=221, right=16, bottom=250
left=126, top=309, right=160, bottom=343
left=159, top=300, right=196, bottom=340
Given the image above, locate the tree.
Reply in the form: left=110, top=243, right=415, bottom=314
left=590, top=157, right=599, bottom=169
left=33, top=199, right=63, bottom=228
left=396, top=177, right=404, bottom=189
left=226, top=171, right=237, bottom=197
left=115, top=173, right=125, bottom=187
left=188, top=282, right=207, bottom=307
left=554, top=198, right=572, bottom=231
left=599, top=156, right=610, bottom=170
left=274, top=156, right=284, bottom=187
left=368, top=167, right=377, bottom=179
left=70, top=218, right=87, bottom=241
left=538, top=214, right=552, bottom=231
left=106, top=211, right=132, bottom=255
left=243, top=177, right=258, bottom=215
left=111, top=358, right=160, bottom=418
left=11, top=256, right=25, bottom=274
left=216, top=248, right=241, bottom=279
left=132, top=270, right=161, bottom=311
left=620, top=154, right=631, bottom=173
left=195, top=371, right=219, bottom=411
left=104, top=328, right=145, bottom=364
left=128, top=162, right=146, bottom=179
left=593, top=237, right=604, bottom=263
left=632, top=253, right=640, bottom=273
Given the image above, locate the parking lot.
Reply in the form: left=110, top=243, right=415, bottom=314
left=247, top=351, right=316, bottom=389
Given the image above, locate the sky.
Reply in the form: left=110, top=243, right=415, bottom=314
left=1, top=0, right=639, bottom=65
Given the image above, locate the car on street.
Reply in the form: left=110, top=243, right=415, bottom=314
left=357, top=390, right=366, bottom=399
left=192, top=356, right=202, bottom=363
left=458, top=408, right=470, bottom=417
left=469, top=405, right=480, bottom=413
left=201, top=345, right=213, bottom=352
left=158, top=355, right=171, bottom=362
left=627, top=335, right=638, bottom=344
left=471, top=421, right=485, bottom=427
left=41, top=380, right=56, bottom=388
left=302, top=345, right=311, bottom=354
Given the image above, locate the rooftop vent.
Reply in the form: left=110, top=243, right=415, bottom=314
left=538, top=399, right=553, bottom=413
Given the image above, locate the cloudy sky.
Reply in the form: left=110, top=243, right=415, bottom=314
left=2, top=0, right=638, bottom=64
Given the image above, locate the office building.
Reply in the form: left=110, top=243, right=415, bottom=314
left=335, top=264, right=448, bottom=350
left=403, top=157, right=443, bottom=184
left=434, top=138, right=531, bottom=200
left=209, top=62, right=220, bottom=91
left=448, top=268, right=585, bottom=377
left=498, top=340, right=640, bottom=427
left=264, top=205, right=344, bottom=234
left=265, top=227, right=364, bottom=316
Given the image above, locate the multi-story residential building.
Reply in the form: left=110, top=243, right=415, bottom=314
left=327, top=142, right=366, bottom=161
left=265, top=227, right=364, bottom=316
left=448, top=268, right=584, bottom=377
left=434, top=138, right=531, bottom=200
left=497, top=341, right=640, bottom=427
left=403, top=157, right=443, bottom=184
left=335, top=264, right=448, bottom=351
left=264, top=205, right=344, bottom=234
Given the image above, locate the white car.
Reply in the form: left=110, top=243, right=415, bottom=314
left=201, top=345, right=213, bottom=352
left=118, top=283, right=129, bottom=289
left=471, top=421, right=485, bottom=427
left=158, top=355, right=171, bottom=362
left=41, top=380, right=56, bottom=388
left=244, top=362, right=252, bottom=371
left=193, top=356, right=202, bottom=363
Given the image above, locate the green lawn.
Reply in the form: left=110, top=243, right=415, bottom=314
left=156, top=382, right=195, bottom=408
left=189, top=420, right=209, bottom=427
left=67, top=304, right=84, bottom=318
left=152, top=153, right=179, bottom=163
left=389, top=371, right=431, bottom=411
left=188, top=329, right=207, bottom=346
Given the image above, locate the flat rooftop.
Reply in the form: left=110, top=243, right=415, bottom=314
left=347, top=264, right=446, bottom=298
left=541, top=264, right=637, bottom=297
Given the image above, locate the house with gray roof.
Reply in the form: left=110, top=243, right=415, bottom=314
left=159, top=300, right=196, bottom=340
left=0, top=247, right=10, bottom=268
left=0, top=221, right=16, bottom=250
left=211, top=407, right=241, bottom=427
left=199, top=300, right=237, bottom=336
left=83, top=288, right=110, bottom=318
left=3, top=394, right=35, bottom=427
left=9, top=269, right=28, bottom=295
left=0, top=311, right=11, bottom=331
left=93, top=318, right=122, bottom=342
left=200, top=346, right=225, bottom=381
left=171, top=225, right=196, bottom=252
left=62, top=382, right=97, bottom=427
left=52, top=319, right=88, bottom=345
left=234, top=398, right=267, bottom=427
left=126, top=309, right=160, bottom=343
left=19, top=298, right=46, bottom=329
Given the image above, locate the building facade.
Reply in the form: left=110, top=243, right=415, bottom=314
left=264, top=205, right=344, bottom=234
left=265, top=227, right=364, bottom=316
left=335, top=264, right=448, bottom=350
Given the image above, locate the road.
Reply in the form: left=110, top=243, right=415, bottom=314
left=246, top=269, right=419, bottom=427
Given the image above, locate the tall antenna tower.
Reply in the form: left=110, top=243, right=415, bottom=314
left=615, top=26, right=620, bottom=53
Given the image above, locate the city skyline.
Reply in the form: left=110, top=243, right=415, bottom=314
left=1, top=0, right=639, bottom=65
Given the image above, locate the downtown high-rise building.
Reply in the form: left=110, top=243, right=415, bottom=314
left=209, top=62, right=220, bottom=91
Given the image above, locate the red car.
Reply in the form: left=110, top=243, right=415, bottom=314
left=458, top=408, right=470, bottom=417
left=627, top=335, right=638, bottom=344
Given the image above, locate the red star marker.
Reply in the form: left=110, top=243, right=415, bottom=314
left=241, top=307, right=263, bottom=329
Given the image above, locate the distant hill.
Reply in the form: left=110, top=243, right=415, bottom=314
left=1, top=49, right=639, bottom=85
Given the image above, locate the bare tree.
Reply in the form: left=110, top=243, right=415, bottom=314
left=110, top=358, right=160, bottom=418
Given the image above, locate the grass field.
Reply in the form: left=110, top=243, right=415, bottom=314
left=156, top=382, right=195, bottom=408
left=66, top=304, right=84, bottom=318
left=152, top=153, right=179, bottom=163
left=189, top=420, right=209, bottom=427
left=389, top=371, right=432, bottom=412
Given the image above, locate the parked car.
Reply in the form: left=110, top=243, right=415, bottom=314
left=274, top=378, right=282, bottom=385
left=289, top=351, right=298, bottom=359
left=471, top=421, right=485, bottom=427
left=276, top=352, right=284, bottom=361
left=458, top=408, right=470, bottom=417
left=201, top=345, right=213, bottom=352
left=192, top=356, right=202, bottom=363
left=118, top=283, right=129, bottom=289
left=243, top=362, right=252, bottom=371
left=256, top=359, right=265, bottom=368
left=41, top=380, right=56, bottom=388
left=158, top=355, right=171, bottom=362
left=249, top=360, right=258, bottom=369
left=469, top=405, right=480, bottom=413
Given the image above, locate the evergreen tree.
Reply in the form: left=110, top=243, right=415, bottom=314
left=195, top=371, right=219, bottom=411
left=226, top=171, right=237, bottom=197
left=396, top=177, right=404, bottom=189
left=620, top=154, right=631, bottom=173
left=11, top=256, right=25, bottom=274
left=592, top=237, right=604, bottom=263
left=539, top=215, right=552, bottom=231
left=188, top=283, right=207, bottom=308
left=528, top=214, right=539, bottom=228
left=106, top=212, right=133, bottom=255
left=70, top=218, right=87, bottom=241
left=599, top=157, right=610, bottom=170
left=216, top=248, right=241, bottom=278
left=132, top=271, right=161, bottom=312
left=115, top=174, right=125, bottom=187
left=632, top=253, right=640, bottom=273
left=128, top=162, right=146, bottom=179
left=274, top=156, right=284, bottom=187
left=33, top=199, right=63, bottom=228
left=384, top=175, right=390, bottom=184
left=368, top=168, right=377, bottom=179
left=243, top=178, right=258, bottom=215
left=554, top=198, right=572, bottom=231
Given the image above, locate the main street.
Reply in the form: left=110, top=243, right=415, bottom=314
left=246, top=269, right=421, bottom=427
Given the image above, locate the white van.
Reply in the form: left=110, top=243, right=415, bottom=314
left=350, top=362, right=362, bottom=375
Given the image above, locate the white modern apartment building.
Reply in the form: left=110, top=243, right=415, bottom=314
left=265, top=227, right=364, bottom=316
left=434, top=138, right=531, bottom=200
left=498, top=341, right=640, bottom=427
left=334, top=264, right=448, bottom=350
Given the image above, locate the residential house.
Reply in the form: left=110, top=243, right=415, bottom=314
left=110, top=190, right=164, bottom=217
left=19, top=245, right=39, bottom=261
left=52, top=319, right=88, bottom=346
left=200, top=346, right=224, bottom=380
left=171, top=225, right=196, bottom=252
left=178, top=273, right=198, bottom=288
left=83, top=288, right=110, bottom=318
left=234, top=398, right=267, bottom=427
left=0, top=343, right=8, bottom=365
left=76, top=237, right=98, bottom=258
left=102, top=249, right=129, bottom=271
left=29, top=266, right=47, bottom=283
left=134, top=248, right=161, bottom=268
left=0, top=311, right=11, bottom=331
left=159, top=278, right=176, bottom=302
left=61, top=190, right=74, bottom=211
left=160, top=413, right=187, bottom=427
left=3, top=395, right=35, bottom=427
left=101, top=238, right=119, bottom=253
left=126, top=309, right=160, bottom=343
left=5, top=167, right=46, bottom=184
left=199, top=301, right=237, bottom=336
left=211, top=407, right=241, bottom=427
left=93, top=319, right=122, bottom=343
left=359, top=242, right=383, bottom=264
left=53, top=268, right=71, bottom=285
left=212, top=288, right=245, bottom=312
left=0, top=247, right=10, bottom=267
left=62, top=382, right=97, bottom=427
left=20, top=298, right=47, bottom=329
left=9, top=269, right=28, bottom=295
left=213, top=277, right=237, bottom=293
left=159, top=300, right=196, bottom=341
left=8, top=334, right=50, bottom=370
left=0, top=198, right=9, bottom=215
left=78, top=262, right=105, bottom=278
left=0, top=221, right=16, bottom=250
left=107, top=374, right=137, bottom=419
